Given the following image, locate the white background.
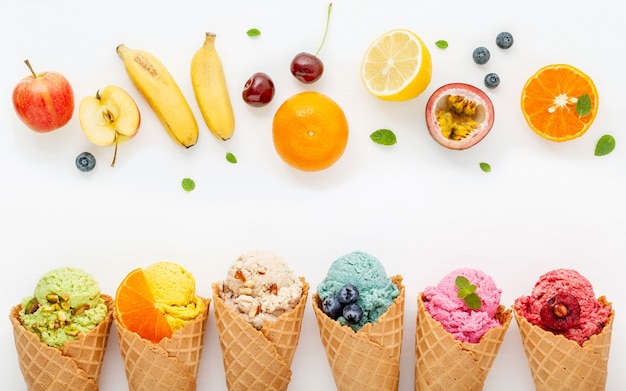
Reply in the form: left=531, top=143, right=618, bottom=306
left=1, top=0, right=624, bottom=390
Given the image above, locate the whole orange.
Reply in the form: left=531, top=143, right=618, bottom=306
left=272, top=91, right=349, bottom=172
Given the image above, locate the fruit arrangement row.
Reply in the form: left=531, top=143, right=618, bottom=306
left=11, top=4, right=611, bottom=176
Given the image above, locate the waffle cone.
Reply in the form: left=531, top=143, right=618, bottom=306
left=9, top=294, right=114, bottom=391
left=312, top=275, right=405, bottom=391
left=513, top=296, right=613, bottom=391
left=113, top=297, right=210, bottom=391
left=415, top=293, right=511, bottom=391
left=212, top=277, right=309, bottom=391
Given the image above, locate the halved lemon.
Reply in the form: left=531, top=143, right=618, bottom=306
left=360, top=28, right=432, bottom=101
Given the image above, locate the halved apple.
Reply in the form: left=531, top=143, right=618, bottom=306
left=79, top=85, right=140, bottom=167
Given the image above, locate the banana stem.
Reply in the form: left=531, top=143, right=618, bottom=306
left=314, top=3, right=333, bottom=57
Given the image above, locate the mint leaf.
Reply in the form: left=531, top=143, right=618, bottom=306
left=479, top=162, right=491, bottom=172
left=576, top=94, right=592, bottom=117
left=226, top=152, right=237, bottom=163
left=370, top=129, right=397, bottom=145
left=435, top=40, right=448, bottom=49
left=247, top=28, right=261, bottom=37
left=181, top=178, right=195, bottom=192
left=455, top=276, right=471, bottom=292
left=455, top=275, right=482, bottom=309
left=464, top=293, right=482, bottom=310
left=595, top=135, right=615, bottom=156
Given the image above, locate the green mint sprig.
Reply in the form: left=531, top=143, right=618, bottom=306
left=455, top=275, right=482, bottom=309
left=226, top=152, right=237, bottom=163
left=370, top=128, right=397, bottom=145
left=435, top=40, right=449, bottom=49
left=181, top=178, right=195, bottom=192
left=247, top=28, right=261, bottom=37
left=576, top=93, right=592, bottom=117
left=595, top=134, right=615, bottom=156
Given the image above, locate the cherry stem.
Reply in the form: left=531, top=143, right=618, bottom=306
left=24, top=59, right=38, bottom=78
left=314, top=3, right=333, bottom=57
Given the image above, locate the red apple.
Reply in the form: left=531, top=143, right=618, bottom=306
left=12, top=59, right=74, bottom=132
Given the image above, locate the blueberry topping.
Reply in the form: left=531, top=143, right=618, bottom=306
left=343, top=303, right=363, bottom=324
left=321, top=295, right=343, bottom=320
left=484, top=73, right=500, bottom=89
left=338, top=284, right=359, bottom=304
left=495, top=32, right=514, bottom=49
left=76, top=152, right=96, bottom=172
left=472, top=47, right=490, bottom=65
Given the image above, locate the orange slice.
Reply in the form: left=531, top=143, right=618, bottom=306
left=521, top=64, right=598, bottom=142
left=115, top=268, right=172, bottom=343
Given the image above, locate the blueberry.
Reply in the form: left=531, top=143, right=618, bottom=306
left=495, top=32, right=514, bottom=49
left=321, top=295, right=343, bottom=320
left=343, top=303, right=363, bottom=324
left=338, top=284, right=359, bottom=304
left=472, top=46, right=490, bottom=65
left=484, top=73, right=500, bottom=89
left=76, top=152, right=96, bottom=172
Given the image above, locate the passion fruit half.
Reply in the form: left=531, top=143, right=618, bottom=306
left=425, top=83, right=495, bottom=150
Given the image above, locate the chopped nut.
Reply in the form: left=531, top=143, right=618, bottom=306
left=25, top=298, right=40, bottom=314
left=46, top=294, right=60, bottom=303
left=234, top=269, right=246, bottom=282
left=257, top=267, right=266, bottom=275
left=72, top=304, right=90, bottom=316
left=269, top=283, right=278, bottom=295
left=238, top=287, right=253, bottom=296
left=60, top=294, right=70, bottom=303
left=244, top=279, right=256, bottom=288
left=61, top=301, right=71, bottom=310
left=248, top=302, right=259, bottom=319
left=57, top=311, right=67, bottom=322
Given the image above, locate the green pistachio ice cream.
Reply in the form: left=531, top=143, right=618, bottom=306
left=19, top=267, right=109, bottom=349
left=317, top=251, right=399, bottom=330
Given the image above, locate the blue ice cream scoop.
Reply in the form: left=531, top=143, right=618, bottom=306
left=317, top=251, right=399, bottom=330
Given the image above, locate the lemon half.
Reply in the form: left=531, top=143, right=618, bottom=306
left=360, top=28, right=432, bottom=101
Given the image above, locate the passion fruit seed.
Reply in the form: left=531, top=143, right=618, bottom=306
left=437, top=95, right=480, bottom=140
left=539, top=292, right=581, bottom=331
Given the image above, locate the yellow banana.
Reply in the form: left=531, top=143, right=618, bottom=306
left=116, top=44, right=198, bottom=148
left=191, top=32, right=235, bottom=141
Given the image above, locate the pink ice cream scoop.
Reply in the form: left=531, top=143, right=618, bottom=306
left=514, top=268, right=611, bottom=345
left=423, top=267, right=502, bottom=343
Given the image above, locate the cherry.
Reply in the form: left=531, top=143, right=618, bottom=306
left=290, top=3, right=332, bottom=84
left=290, top=52, right=324, bottom=84
left=242, top=72, right=275, bottom=107
left=539, top=292, right=581, bottom=331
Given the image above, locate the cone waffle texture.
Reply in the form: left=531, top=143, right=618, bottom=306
left=414, top=292, right=511, bottom=391
left=9, top=294, right=114, bottom=391
left=212, top=277, right=309, bottom=391
left=114, top=297, right=210, bottom=391
left=312, top=275, right=405, bottom=391
left=513, top=296, right=613, bottom=391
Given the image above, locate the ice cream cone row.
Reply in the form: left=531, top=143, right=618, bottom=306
left=414, top=293, right=511, bottom=391
left=9, top=294, right=114, bottom=391
left=513, top=296, right=614, bottom=391
left=312, top=275, right=405, bottom=391
left=113, top=297, right=211, bottom=391
left=212, top=277, right=309, bottom=391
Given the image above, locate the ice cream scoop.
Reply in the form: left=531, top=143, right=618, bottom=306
left=218, top=250, right=304, bottom=329
left=143, top=261, right=205, bottom=331
left=422, top=267, right=502, bottom=343
left=514, top=268, right=612, bottom=345
left=19, top=267, right=109, bottom=348
left=317, top=250, right=399, bottom=330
